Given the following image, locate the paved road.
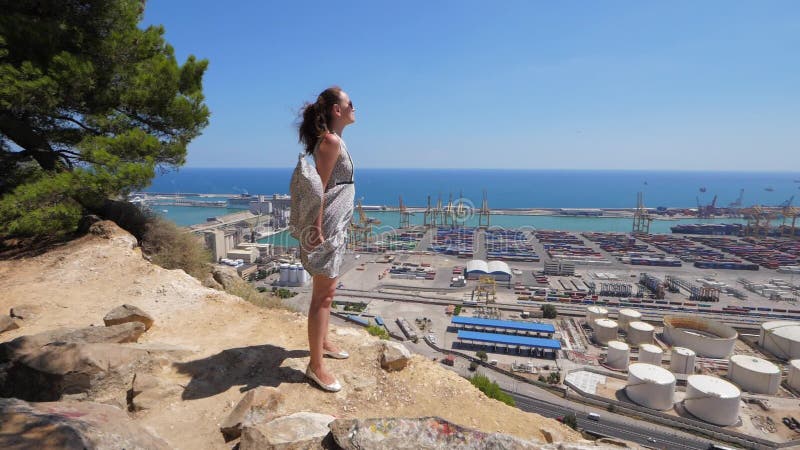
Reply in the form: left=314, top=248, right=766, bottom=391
left=508, top=391, right=714, bottom=450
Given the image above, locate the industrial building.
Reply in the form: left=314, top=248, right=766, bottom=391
left=204, top=228, right=245, bottom=262
left=626, top=363, right=676, bottom=410
left=227, top=248, right=257, bottom=264
left=455, top=330, right=561, bottom=358
left=662, top=315, right=737, bottom=358
left=684, top=375, right=741, bottom=426
left=449, top=316, right=555, bottom=337
left=465, top=260, right=512, bottom=282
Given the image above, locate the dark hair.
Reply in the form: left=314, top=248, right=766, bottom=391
left=297, top=86, right=343, bottom=155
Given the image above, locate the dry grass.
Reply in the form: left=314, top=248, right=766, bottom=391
left=141, top=217, right=211, bottom=279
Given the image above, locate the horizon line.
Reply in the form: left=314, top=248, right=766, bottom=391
left=173, top=166, right=800, bottom=173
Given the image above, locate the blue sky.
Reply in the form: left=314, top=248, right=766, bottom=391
left=142, top=1, right=800, bottom=170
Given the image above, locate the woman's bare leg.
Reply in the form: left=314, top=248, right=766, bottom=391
left=308, top=274, right=338, bottom=384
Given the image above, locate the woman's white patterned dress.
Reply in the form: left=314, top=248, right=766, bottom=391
left=299, top=136, right=355, bottom=278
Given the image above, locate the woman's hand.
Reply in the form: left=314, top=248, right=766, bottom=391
left=304, top=226, right=325, bottom=251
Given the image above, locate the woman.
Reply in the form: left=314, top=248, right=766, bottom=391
left=296, top=87, right=356, bottom=392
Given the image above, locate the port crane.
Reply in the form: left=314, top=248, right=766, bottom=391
left=478, top=190, right=491, bottom=228
left=632, top=192, right=652, bottom=234
left=696, top=195, right=718, bottom=219
left=780, top=205, right=798, bottom=238
left=727, top=189, right=744, bottom=215
left=398, top=196, right=413, bottom=229
left=742, top=205, right=776, bottom=237
left=423, top=195, right=436, bottom=228
left=778, top=196, right=795, bottom=209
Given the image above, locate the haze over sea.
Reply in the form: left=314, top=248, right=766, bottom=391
left=148, top=168, right=798, bottom=209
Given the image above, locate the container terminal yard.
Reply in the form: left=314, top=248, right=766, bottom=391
left=172, top=191, right=800, bottom=449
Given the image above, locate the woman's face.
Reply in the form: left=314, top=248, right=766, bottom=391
left=336, top=91, right=356, bottom=125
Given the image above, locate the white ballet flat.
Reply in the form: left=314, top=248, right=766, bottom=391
left=305, top=365, right=342, bottom=392
left=323, top=349, right=350, bottom=359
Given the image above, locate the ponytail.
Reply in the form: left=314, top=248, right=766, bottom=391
left=298, top=86, right=343, bottom=155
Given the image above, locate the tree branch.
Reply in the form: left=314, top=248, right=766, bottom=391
left=0, top=112, right=61, bottom=171
left=53, top=115, right=102, bottom=135
left=114, top=107, right=176, bottom=138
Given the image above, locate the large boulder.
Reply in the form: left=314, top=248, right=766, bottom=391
left=0, top=323, right=150, bottom=402
left=240, top=411, right=336, bottom=450
left=0, top=397, right=170, bottom=449
left=329, top=417, right=541, bottom=450
left=380, top=341, right=411, bottom=372
left=220, top=386, right=284, bottom=441
left=212, top=265, right=244, bottom=291
left=104, top=304, right=154, bottom=331
left=0, top=315, right=20, bottom=334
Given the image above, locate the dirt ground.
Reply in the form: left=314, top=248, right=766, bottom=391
left=0, top=222, right=583, bottom=449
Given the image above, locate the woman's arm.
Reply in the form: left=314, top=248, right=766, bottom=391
left=312, top=132, right=341, bottom=241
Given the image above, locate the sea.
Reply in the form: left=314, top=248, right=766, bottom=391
left=145, top=168, right=800, bottom=246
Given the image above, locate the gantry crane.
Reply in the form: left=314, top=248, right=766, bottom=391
left=454, top=190, right=468, bottom=226
left=696, top=195, right=718, bottom=219
left=780, top=205, right=799, bottom=238
left=727, top=189, right=744, bottom=216
left=478, top=190, right=491, bottom=228
left=632, top=192, right=653, bottom=234
left=423, top=195, right=436, bottom=228
left=742, top=205, right=775, bottom=237
left=398, top=196, right=413, bottom=229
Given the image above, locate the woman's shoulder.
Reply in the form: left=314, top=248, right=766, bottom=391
left=317, top=132, right=341, bottom=155
left=320, top=132, right=340, bottom=147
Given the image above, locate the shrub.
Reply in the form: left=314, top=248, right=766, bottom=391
left=453, top=305, right=462, bottom=316
left=469, top=361, right=479, bottom=371
left=541, top=304, right=558, bottom=319
left=469, top=374, right=515, bottom=407
left=141, top=217, right=211, bottom=279
left=476, top=350, right=488, bottom=361
left=366, top=325, right=389, bottom=340
left=562, top=413, right=578, bottom=430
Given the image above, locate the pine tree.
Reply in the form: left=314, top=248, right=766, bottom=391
left=0, top=0, right=209, bottom=237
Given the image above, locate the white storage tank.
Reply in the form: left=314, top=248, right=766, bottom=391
left=297, top=268, right=309, bottom=285
left=727, top=355, right=781, bottom=395
left=279, top=263, right=290, bottom=285
left=670, top=347, right=697, bottom=374
left=759, top=321, right=800, bottom=360
left=627, top=321, right=654, bottom=347
left=638, top=344, right=663, bottom=366
left=788, top=360, right=800, bottom=392
left=586, top=306, right=608, bottom=329
left=618, top=308, right=642, bottom=332
left=593, top=318, right=618, bottom=345
left=758, top=320, right=798, bottom=346
left=288, top=264, right=299, bottom=284
left=626, top=363, right=676, bottom=410
left=684, top=375, right=741, bottom=426
left=606, top=340, right=630, bottom=370
left=662, top=316, right=737, bottom=358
